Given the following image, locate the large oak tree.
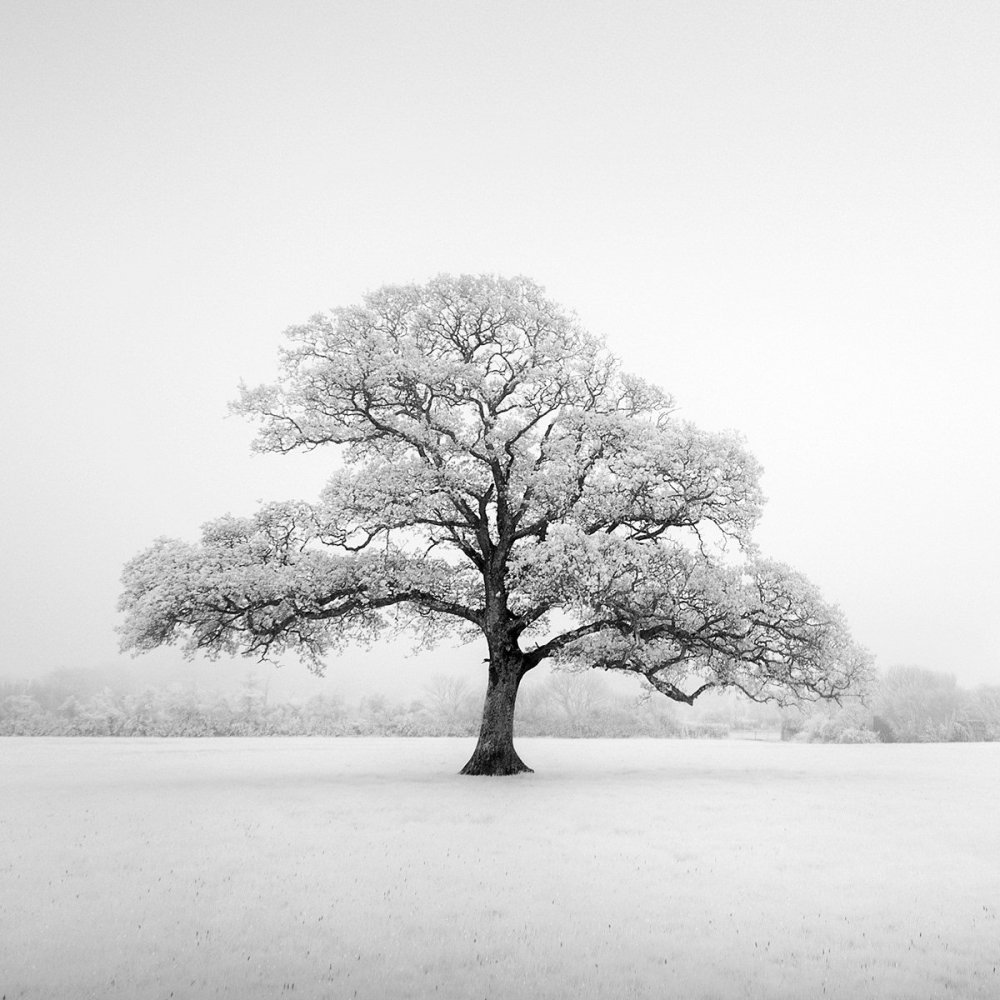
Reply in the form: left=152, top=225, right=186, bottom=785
left=120, top=275, right=870, bottom=774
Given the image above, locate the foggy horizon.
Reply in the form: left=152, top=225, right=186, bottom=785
left=2, top=2, right=998, bottom=691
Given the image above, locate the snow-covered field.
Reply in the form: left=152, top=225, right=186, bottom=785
left=1, top=738, right=997, bottom=999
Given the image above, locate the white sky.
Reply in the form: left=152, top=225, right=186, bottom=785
left=2, top=1, right=998, bottom=695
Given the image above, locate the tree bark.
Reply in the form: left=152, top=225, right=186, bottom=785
left=460, top=660, right=532, bottom=776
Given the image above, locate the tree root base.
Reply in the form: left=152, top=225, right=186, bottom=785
left=459, top=749, right=534, bottom=776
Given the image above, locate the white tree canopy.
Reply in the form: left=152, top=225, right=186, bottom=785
left=120, top=275, right=870, bottom=771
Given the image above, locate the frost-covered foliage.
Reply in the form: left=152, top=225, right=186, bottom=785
left=119, top=502, right=480, bottom=666
left=120, top=276, right=871, bottom=767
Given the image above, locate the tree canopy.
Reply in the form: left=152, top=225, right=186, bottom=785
left=120, top=274, right=870, bottom=773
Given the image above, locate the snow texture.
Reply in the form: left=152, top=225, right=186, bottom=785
left=2, top=737, right=998, bottom=998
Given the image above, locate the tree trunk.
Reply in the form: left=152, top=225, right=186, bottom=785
left=460, top=661, right=531, bottom=776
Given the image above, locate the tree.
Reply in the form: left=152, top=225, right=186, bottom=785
left=119, top=274, right=870, bottom=774
left=543, top=670, right=611, bottom=732
left=875, top=665, right=960, bottom=742
left=421, top=673, right=477, bottom=734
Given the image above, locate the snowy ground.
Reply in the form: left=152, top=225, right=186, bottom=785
left=1, top=738, right=997, bottom=999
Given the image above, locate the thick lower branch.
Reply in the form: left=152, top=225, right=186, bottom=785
left=644, top=674, right=715, bottom=705
left=310, top=589, right=484, bottom=627
left=524, top=618, right=620, bottom=667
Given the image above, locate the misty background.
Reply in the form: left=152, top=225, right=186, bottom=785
left=2, top=1, right=998, bottom=708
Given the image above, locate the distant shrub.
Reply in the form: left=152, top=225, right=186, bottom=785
left=836, top=727, right=880, bottom=744
left=780, top=717, right=804, bottom=741
left=681, top=722, right=730, bottom=739
left=870, top=715, right=896, bottom=743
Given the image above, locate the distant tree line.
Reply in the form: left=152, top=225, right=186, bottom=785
left=782, top=665, right=1000, bottom=743
left=2, top=664, right=996, bottom=742
left=0, top=668, right=691, bottom=739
